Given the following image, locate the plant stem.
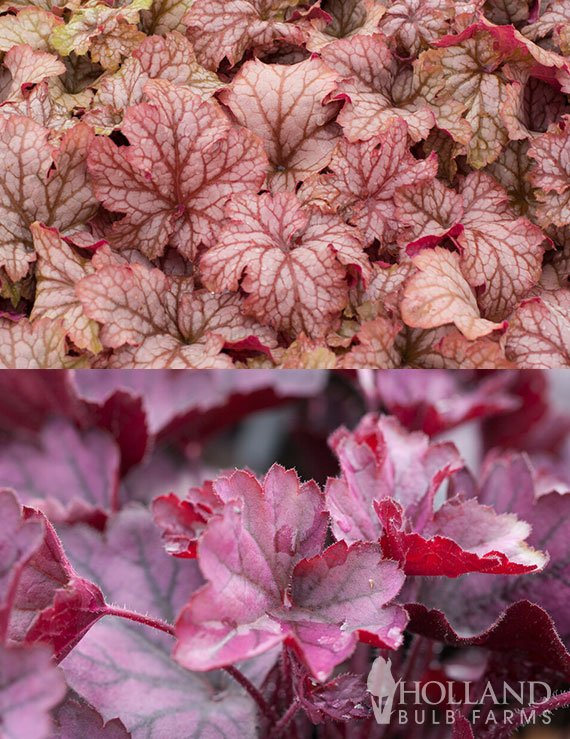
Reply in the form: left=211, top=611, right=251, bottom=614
left=105, top=606, right=176, bottom=636
left=270, top=699, right=300, bottom=737
left=224, top=665, right=278, bottom=723
left=281, top=644, right=293, bottom=706
left=484, top=690, right=570, bottom=739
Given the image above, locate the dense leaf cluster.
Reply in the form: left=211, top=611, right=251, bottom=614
left=0, top=0, right=569, bottom=367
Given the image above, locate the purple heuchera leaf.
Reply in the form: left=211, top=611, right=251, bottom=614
left=49, top=699, right=131, bottom=739
left=152, top=479, right=223, bottom=558
left=0, top=488, right=44, bottom=641
left=0, top=371, right=85, bottom=433
left=326, top=415, right=545, bottom=577
left=0, top=644, right=67, bottom=739
left=73, top=369, right=327, bottom=438
left=174, top=465, right=407, bottom=681
left=58, top=507, right=204, bottom=624
left=0, top=419, right=120, bottom=526
left=377, top=494, right=547, bottom=577
left=531, top=435, right=570, bottom=496
left=367, top=369, right=519, bottom=435
left=295, top=670, right=370, bottom=724
left=0, top=489, right=107, bottom=659
left=451, top=713, right=475, bottom=739
left=428, top=453, right=570, bottom=645
left=60, top=507, right=269, bottom=739
left=406, top=600, right=570, bottom=679
left=278, top=541, right=408, bottom=680
left=87, top=390, right=148, bottom=474
left=326, top=413, right=463, bottom=543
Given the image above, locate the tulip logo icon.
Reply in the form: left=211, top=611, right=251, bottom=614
left=367, top=656, right=401, bottom=725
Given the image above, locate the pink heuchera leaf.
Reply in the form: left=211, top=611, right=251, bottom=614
left=82, top=58, right=147, bottom=133
left=425, top=453, right=570, bottom=646
left=85, top=31, right=223, bottom=133
left=502, top=76, right=570, bottom=140
left=0, top=418, right=120, bottom=526
left=1, top=45, right=65, bottom=102
left=58, top=507, right=204, bottom=632
left=528, top=115, right=570, bottom=227
left=400, top=247, right=505, bottom=340
left=0, top=118, right=97, bottom=280
left=175, top=468, right=406, bottom=679
left=0, top=644, right=67, bottom=739
left=395, top=177, right=464, bottom=251
left=434, top=330, right=516, bottom=369
left=50, top=699, right=131, bottom=739
left=321, top=34, right=436, bottom=143
left=177, top=290, right=277, bottom=355
left=51, top=0, right=150, bottom=72
left=438, top=15, right=567, bottom=72
left=304, top=0, right=387, bottom=51
left=183, top=0, right=305, bottom=70
left=325, top=413, right=463, bottom=543
left=398, top=173, right=546, bottom=320
left=152, top=494, right=206, bottom=558
left=132, top=31, right=223, bottom=98
left=200, top=191, right=369, bottom=338
left=220, top=57, right=340, bottom=190
left=0, top=317, right=81, bottom=369
left=104, top=334, right=234, bottom=369
left=456, top=171, right=546, bottom=320
left=523, top=0, right=570, bottom=41
left=300, top=119, right=438, bottom=247
left=377, top=0, right=454, bottom=56
left=87, top=79, right=267, bottom=260
left=276, top=541, right=407, bottom=679
left=59, top=508, right=266, bottom=739
left=77, top=259, right=275, bottom=367
left=30, top=223, right=102, bottom=354
left=0, top=8, right=63, bottom=53
left=504, top=293, right=570, bottom=368
left=340, top=315, right=402, bottom=369
left=353, top=260, right=414, bottom=313
left=416, top=29, right=525, bottom=167
left=376, top=495, right=547, bottom=576
left=77, top=261, right=183, bottom=348
left=0, top=81, right=58, bottom=132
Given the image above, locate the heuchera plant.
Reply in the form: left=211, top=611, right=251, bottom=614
left=2, top=367, right=570, bottom=738
left=0, top=0, right=569, bottom=368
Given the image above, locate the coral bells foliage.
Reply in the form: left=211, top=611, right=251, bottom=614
left=0, top=2, right=570, bottom=367
left=4, top=368, right=570, bottom=738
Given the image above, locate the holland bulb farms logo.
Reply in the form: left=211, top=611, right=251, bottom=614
left=367, top=656, right=553, bottom=728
